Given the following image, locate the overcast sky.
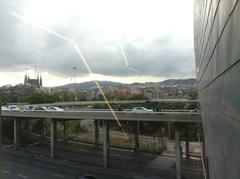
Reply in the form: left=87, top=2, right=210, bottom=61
left=0, top=0, right=195, bottom=87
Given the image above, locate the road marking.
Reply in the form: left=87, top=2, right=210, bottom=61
left=53, top=173, right=64, bottom=178
left=48, top=165, right=57, bottom=169
left=1, top=170, right=11, bottom=174
left=18, top=159, right=26, bottom=162
left=64, top=169, right=75, bottom=173
left=5, top=161, right=13, bottom=165
left=34, top=169, right=44, bottom=173
left=33, top=162, right=40, bottom=165
left=18, top=174, right=28, bottom=178
left=19, top=165, right=28, bottom=169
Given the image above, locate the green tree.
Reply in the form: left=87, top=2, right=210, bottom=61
left=127, top=94, right=149, bottom=100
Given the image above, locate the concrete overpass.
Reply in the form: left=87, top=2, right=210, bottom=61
left=1, top=111, right=201, bottom=122
left=0, top=110, right=201, bottom=168
left=26, top=99, right=199, bottom=107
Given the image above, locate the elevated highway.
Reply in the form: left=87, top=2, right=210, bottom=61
left=1, top=111, right=201, bottom=123
left=0, top=109, right=202, bottom=169
left=25, top=99, right=199, bottom=107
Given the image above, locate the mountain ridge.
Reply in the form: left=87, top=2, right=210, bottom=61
left=56, top=78, right=197, bottom=89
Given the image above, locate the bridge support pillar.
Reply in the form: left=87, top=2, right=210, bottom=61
left=171, top=122, right=175, bottom=139
left=42, top=119, right=47, bottom=142
left=185, top=124, right=190, bottom=159
left=94, top=120, right=99, bottom=147
left=14, top=118, right=21, bottom=150
left=25, top=120, right=30, bottom=136
left=51, top=119, right=57, bottom=158
left=28, top=120, right=32, bottom=137
left=134, top=121, right=140, bottom=151
left=63, top=121, right=68, bottom=142
left=168, top=122, right=171, bottom=139
left=103, top=120, right=109, bottom=168
left=174, top=131, right=182, bottom=179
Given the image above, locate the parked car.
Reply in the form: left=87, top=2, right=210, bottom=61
left=24, top=105, right=37, bottom=111
left=132, top=107, right=153, bottom=112
left=33, top=106, right=47, bottom=111
left=8, top=105, right=20, bottom=111
left=47, top=106, right=64, bottom=112
left=114, top=105, right=124, bottom=111
left=1, top=106, right=9, bottom=111
left=191, top=108, right=201, bottom=112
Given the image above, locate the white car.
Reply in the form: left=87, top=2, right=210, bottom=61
left=8, top=105, right=20, bottom=111
left=1, top=106, right=9, bottom=111
left=132, top=107, right=153, bottom=113
left=47, top=106, right=64, bottom=112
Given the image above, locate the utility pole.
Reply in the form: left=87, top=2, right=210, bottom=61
left=175, top=131, right=182, bottom=179
left=72, top=67, right=77, bottom=83
left=24, top=68, right=29, bottom=74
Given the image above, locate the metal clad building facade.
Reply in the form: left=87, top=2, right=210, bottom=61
left=194, top=0, right=240, bottom=179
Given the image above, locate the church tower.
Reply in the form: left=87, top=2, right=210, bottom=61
left=24, top=74, right=27, bottom=85
left=40, top=75, right=43, bottom=87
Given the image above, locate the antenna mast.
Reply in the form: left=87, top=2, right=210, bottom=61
left=72, top=67, right=77, bottom=83
left=31, top=64, right=39, bottom=79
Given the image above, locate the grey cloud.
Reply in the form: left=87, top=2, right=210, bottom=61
left=0, top=0, right=195, bottom=80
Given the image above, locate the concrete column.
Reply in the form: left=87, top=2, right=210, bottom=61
left=24, top=120, right=29, bottom=136
left=42, top=119, right=47, bottom=142
left=51, top=119, right=57, bottom=158
left=14, top=118, right=21, bottom=150
left=168, top=122, right=171, bottom=139
left=185, top=124, right=190, bottom=159
left=201, top=129, right=206, bottom=160
left=103, top=120, right=109, bottom=168
left=94, top=120, right=99, bottom=147
left=185, top=140, right=189, bottom=159
left=174, top=131, right=182, bottom=179
left=63, top=121, right=68, bottom=142
left=28, top=120, right=32, bottom=136
left=134, top=121, right=140, bottom=150
left=0, top=101, right=2, bottom=150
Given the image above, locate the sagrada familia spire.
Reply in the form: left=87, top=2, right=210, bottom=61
left=24, top=73, right=43, bottom=88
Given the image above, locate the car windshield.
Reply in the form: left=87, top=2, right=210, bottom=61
left=1, top=1, right=230, bottom=179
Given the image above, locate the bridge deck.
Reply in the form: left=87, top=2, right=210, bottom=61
left=1, top=111, right=201, bottom=122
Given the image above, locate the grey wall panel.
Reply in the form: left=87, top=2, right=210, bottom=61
left=197, top=0, right=238, bottom=83
left=198, top=1, right=240, bottom=86
left=218, top=0, right=237, bottom=32
left=200, top=0, right=212, bottom=53
left=201, top=106, right=240, bottom=179
left=194, top=0, right=240, bottom=178
left=199, top=2, right=240, bottom=91
left=200, top=61, right=240, bottom=121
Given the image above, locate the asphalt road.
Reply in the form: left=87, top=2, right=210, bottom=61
left=0, top=150, right=133, bottom=179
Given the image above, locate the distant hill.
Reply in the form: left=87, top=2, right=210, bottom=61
left=58, top=81, right=125, bottom=89
left=159, top=79, right=197, bottom=87
left=56, top=78, right=196, bottom=89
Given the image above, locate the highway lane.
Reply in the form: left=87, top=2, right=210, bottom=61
left=29, top=99, right=199, bottom=107
left=0, top=150, right=133, bottom=179
left=1, top=142, right=203, bottom=179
